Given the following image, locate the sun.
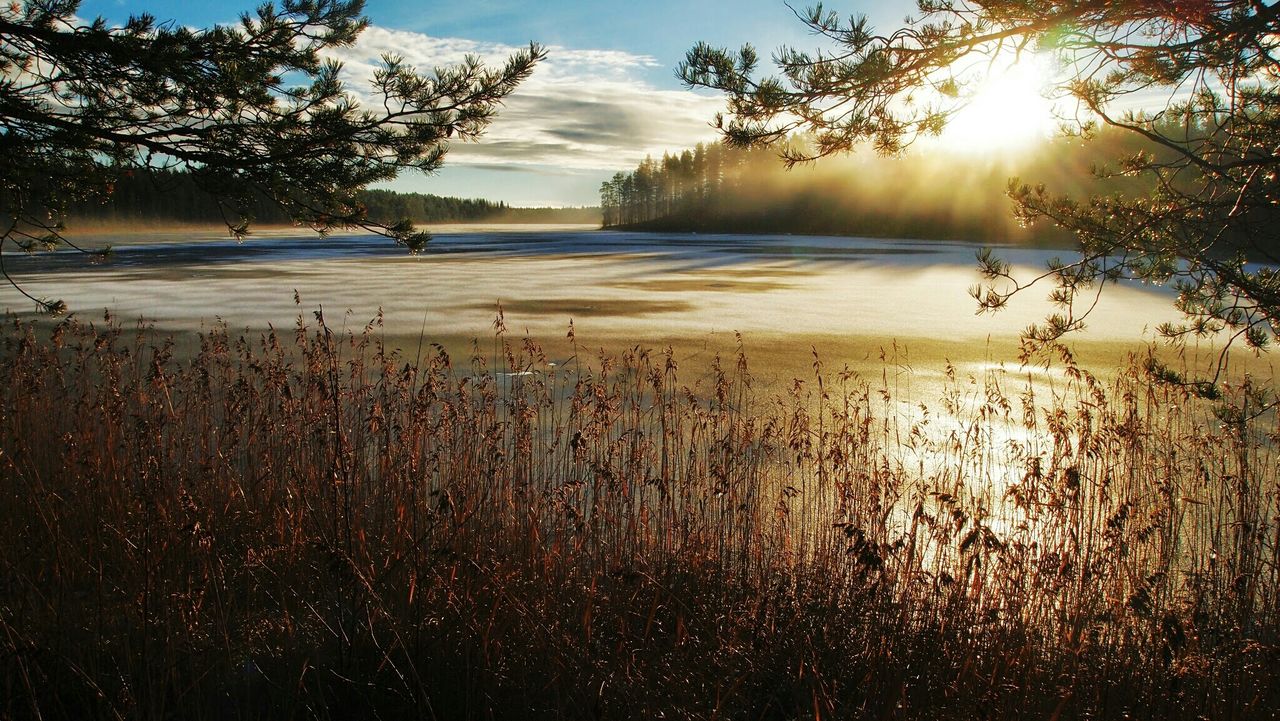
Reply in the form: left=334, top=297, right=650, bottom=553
left=939, top=54, right=1058, bottom=153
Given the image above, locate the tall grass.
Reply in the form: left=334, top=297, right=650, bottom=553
left=0, top=308, right=1276, bottom=720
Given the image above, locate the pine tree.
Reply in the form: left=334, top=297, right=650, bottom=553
left=1, top=0, right=543, bottom=309
left=681, top=1, right=1280, bottom=371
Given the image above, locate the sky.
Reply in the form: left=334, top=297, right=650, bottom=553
left=75, top=0, right=917, bottom=207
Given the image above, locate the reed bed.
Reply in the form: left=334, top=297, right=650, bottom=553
left=0, top=308, right=1277, bottom=720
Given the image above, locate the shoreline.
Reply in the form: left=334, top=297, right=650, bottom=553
left=604, top=218, right=1079, bottom=250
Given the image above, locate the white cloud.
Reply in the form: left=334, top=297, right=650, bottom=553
left=326, top=26, right=725, bottom=172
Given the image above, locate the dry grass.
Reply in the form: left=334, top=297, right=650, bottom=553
left=0, top=308, right=1277, bottom=720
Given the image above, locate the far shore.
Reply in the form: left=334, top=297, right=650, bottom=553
left=54, top=218, right=1084, bottom=252
left=52, top=220, right=604, bottom=246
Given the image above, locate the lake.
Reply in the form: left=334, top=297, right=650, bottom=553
left=0, top=224, right=1209, bottom=389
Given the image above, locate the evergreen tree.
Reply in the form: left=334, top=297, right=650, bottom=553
left=680, top=1, right=1280, bottom=369
left=1, top=0, right=543, bottom=310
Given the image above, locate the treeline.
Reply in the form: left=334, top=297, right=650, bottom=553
left=599, top=129, right=1174, bottom=244
left=60, top=169, right=599, bottom=227
left=359, top=189, right=601, bottom=225
left=599, top=143, right=729, bottom=228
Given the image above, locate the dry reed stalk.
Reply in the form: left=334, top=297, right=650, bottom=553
left=0, top=311, right=1275, bottom=720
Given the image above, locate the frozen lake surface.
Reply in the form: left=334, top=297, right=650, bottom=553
left=0, top=227, right=1177, bottom=335
left=0, top=225, right=1196, bottom=386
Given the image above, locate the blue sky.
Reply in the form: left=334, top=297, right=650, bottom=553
left=77, top=0, right=914, bottom=206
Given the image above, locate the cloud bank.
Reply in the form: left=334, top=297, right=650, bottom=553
left=328, top=26, right=726, bottom=172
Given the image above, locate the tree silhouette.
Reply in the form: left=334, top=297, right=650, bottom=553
left=681, top=1, right=1280, bottom=380
left=1, top=0, right=543, bottom=310
left=56, top=168, right=552, bottom=226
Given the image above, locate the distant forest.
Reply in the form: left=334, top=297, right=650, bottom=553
left=599, top=128, right=1176, bottom=244
left=59, top=169, right=600, bottom=228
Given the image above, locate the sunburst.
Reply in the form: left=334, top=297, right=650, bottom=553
left=940, top=53, right=1059, bottom=152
